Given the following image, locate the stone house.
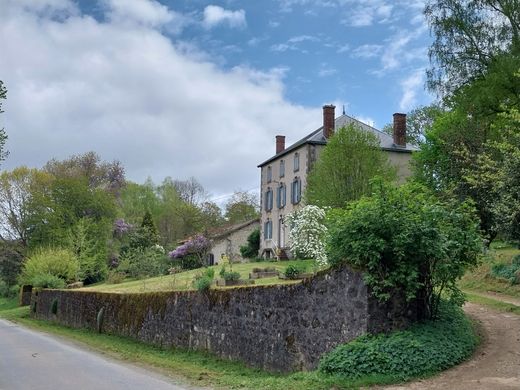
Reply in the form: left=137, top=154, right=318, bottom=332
left=257, top=105, right=418, bottom=259
left=207, top=218, right=260, bottom=264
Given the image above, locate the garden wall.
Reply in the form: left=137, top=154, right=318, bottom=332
left=31, top=265, right=417, bottom=372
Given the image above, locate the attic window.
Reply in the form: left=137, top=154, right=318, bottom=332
left=267, top=166, right=272, bottom=183
left=280, top=160, right=285, bottom=178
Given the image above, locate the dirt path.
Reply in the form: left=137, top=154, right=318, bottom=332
left=376, top=302, right=520, bottom=390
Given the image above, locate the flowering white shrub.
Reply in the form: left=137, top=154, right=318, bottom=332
left=285, top=205, right=328, bottom=266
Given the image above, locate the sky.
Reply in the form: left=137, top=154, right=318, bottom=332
left=0, top=0, right=433, bottom=204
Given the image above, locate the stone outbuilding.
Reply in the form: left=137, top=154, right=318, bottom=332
left=207, top=218, right=260, bottom=264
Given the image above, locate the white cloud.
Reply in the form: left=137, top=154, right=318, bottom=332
left=103, top=0, right=181, bottom=28
left=202, top=5, right=246, bottom=29
left=0, top=0, right=321, bottom=197
left=351, top=44, right=383, bottom=59
left=399, top=69, right=424, bottom=111
left=270, top=35, right=318, bottom=53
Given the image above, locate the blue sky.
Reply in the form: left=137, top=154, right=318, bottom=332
left=0, top=0, right=432, bottom=203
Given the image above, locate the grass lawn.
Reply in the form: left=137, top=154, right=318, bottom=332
left=460, top=241, right=520, bottom=298
left=82, top=259, right=318, bottom=293
left=464, top=292, right=520, bottom=315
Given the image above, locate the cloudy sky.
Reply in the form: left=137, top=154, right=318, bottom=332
left=0, top=0, right=433, bottom=203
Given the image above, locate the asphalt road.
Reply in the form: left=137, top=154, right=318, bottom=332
left=0, top=319, right=191, bottom=390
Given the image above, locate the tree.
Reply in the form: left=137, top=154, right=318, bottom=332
left=327, top=181, right=482, bottom=319
left=382, top=104, right=444, bottom=145
left=224, top=191, right=259, bottom=224
left=0, top=81, right=8, bottom=164
left=285, top=205, right=328, bottom=266
left=44, top=151, right=125, bottom=197
left=0, top=242, right=24, bottom=293
left=306, top=124, right=397, bottom=208
left=173, top=177, right=208, bottom=205
left=199, top=201, right=224, bottom=229
left=0, top=167, right=54, bottom=246
left=425, top=0, right=520, bottom=97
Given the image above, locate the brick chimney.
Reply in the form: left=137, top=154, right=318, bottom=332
left=323, top=104, right=336, bottom=139
left=275, top=135, right=285, bottom=154
left=393, top=113, right=407, bottom=147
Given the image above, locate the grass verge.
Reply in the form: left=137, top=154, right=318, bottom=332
left=0, top=302, right=401, bottom=390
left=464, top=291, right=520, bottom=315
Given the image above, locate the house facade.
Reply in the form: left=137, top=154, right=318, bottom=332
left=257, top=105, right=418, bottom=259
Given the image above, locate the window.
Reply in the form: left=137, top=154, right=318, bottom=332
left=264, top=219, right=273, bottom=239
left=277, top=183, right=286, bottom=208
left=291, top=178, right=301, bottom=204
left=294, top=153, right=300, bottom=172
left=265, top=187, right=273, bottom=211
left=267, top=166, right=272, bottom=183
left=279, top=160, right=285, bottom=178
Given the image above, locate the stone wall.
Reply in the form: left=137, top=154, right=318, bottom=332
left=19, top=285, right=32, bottom=306
left=210, top=220, right=260, bottom=263
left=31, top=265, right=416, bottom=372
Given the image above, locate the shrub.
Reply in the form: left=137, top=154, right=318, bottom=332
left=319, top=302, right=478, bottom=380
left=327, top=181, right=482, bottom=319
left=169, top=235, right=211, bottom=270
left=284, top=264, right=307, bottom=279
left=106, top=270, right=126, bottom=284
left=30, top=273, right=66, bottom=289
left=490, top=255, right=520, bottom=284
left=192, top=268, right=215, bottom=291
left=0, top=279, right=20, bottom=298
left=240, top=228, right=260, bottom=258
left=285, top=205, right=328, bottom=266
left=222, top=271, right=240, bottom=281
left=20, top=248, right=79, bottom=286
left=117, top=246, right=170, bottom=278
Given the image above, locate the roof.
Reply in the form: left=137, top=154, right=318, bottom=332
left=207, top=218, right=260, bottom=241
left=176, top=218, right=260, bottom=246
left=258, top=114, right=419, bottom=167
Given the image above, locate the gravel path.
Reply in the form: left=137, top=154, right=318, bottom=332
left=379, top=302, right=520, bottom=390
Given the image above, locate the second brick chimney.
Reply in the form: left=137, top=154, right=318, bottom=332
left=393, top=113, right=407, bottom=147
left=275, top=135, right=285, bottom=154
left=323, top=104, right=336, bottom=139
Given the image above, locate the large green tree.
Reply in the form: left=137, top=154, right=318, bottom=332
left=306, top=124, right=396, bottom=208
left=425, top=0, right=520, bottom=97
left=224, top=191, right=259, bottom=224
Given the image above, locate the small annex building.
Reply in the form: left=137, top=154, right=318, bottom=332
left=207, top=218, right=260, bottom=264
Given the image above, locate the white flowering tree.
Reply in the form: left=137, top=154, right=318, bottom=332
left=285, top=205, right=328, bottom=266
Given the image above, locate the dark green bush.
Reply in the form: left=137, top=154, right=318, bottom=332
left=240, top=228, right=260, bottom=258
left=106, top=271, right=126, bottom=284
left=319, top=302, right=478, bottom=380
left=327, top=181, right=482, bottom=319
left=490, top=255, right=520, bottom=284
left=284, top=264, right=307, bottom=279
left=192, top=268, right=215, bottom=291
left=194, top=276, right=213, bottom=291
left=222, top=271, right=240, bottom=282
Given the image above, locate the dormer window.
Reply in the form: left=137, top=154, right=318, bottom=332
left=294, top=153, right=300, bottom=172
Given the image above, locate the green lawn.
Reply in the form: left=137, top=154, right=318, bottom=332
left=459, top=241, right=520, bottom=298
left=82, top=259, right=318, bottom=293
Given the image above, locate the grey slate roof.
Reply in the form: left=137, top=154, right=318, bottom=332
left=258, top=114, right=419, bottom=167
